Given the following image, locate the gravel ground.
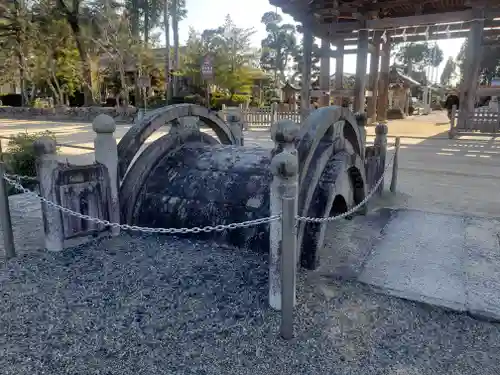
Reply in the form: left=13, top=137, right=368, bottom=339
left=1, top=234, right=500, bottom=375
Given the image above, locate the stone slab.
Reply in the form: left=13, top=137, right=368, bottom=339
left=321, top=208, right=500, bottom=321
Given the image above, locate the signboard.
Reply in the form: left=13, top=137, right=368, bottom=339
left=201, top=54, right=213, bottom=80
left=138, top=76, right=151, bottom=89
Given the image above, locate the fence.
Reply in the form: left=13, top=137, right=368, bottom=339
left=449, top=105, right=500, bottom=138
left=0, top=111, right=400, bottom=340
left=220, top=103, right=303, bottom=128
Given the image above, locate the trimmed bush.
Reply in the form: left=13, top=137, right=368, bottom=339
left=4, top=131, right=58, bottom=179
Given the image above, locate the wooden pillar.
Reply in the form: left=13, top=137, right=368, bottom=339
left=376, top=33, right=391, bottom=123
left=353, top=28, right=369, bottom=113
left=319, top=38, right=331, bottom=107
left=301, top=27, right=313, bottom=122
left=334, top=41, right=344, bottom=106
left=458, top=17, right=484, bottom=130
left=367, top=34, right=381, bottom=122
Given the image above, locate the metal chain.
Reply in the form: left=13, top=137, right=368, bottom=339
left=3, top=175, right=280, bottom=233
left=296, top=150, right=396, bottom=223
left=3, top=146, right=396, bottom=231
left=5, top=173, right=38, bottom=182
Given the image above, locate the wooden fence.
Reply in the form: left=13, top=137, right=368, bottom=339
left=449, top=105, right=500, bottom=138
left=220, top=104, right=303, bottom=128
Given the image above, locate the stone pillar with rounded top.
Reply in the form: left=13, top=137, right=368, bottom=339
left=93, top=114, right=120, bottom=236
left=374, top=123, right=388, bottom=194
left=35, top=136, right=64, bottom=251
left=226, top=111, right=244, bottom=146
left=269, top=119, right=299, bottom=314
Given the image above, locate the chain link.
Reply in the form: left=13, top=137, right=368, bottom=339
left=5, top=173, right=38, bottom=182
left=296, top=151, right=396, bottom=223
left=3, top=146, right=395, bottom=231
left=3, top=175, right=280, bottom=233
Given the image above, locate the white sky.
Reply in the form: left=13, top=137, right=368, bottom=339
left=167, top=0, right=466, bottom=80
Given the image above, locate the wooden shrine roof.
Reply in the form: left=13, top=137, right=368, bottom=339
left=270, top=0, right=500, bottom=45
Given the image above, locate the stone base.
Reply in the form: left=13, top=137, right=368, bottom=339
left=320, top=208, right=500, bottom=321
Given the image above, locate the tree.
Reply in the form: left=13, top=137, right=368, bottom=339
left=457, top=39, right=500, bottom=85
left=259, top=11, right=297, bottom=85
left=440, top=57, right=456, bottom=86
left=290, top=25, right=321, bottom=86
left=394, top=42, right=444, bottom=72
left=181, top=16, right=259, bottom=97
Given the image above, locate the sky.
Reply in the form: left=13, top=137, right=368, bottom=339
left=167, top=0, right=466, bottom=82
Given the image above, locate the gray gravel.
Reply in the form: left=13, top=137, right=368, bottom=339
left=1, top=234, right=500, bottom=375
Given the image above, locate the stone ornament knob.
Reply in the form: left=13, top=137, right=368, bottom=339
left=271, top=119, right=300, bottom=144
left=33, top=136, right=57, bottom=156
left=375, top=123, right=388, bottom=135
left=93, top=114, right=116, bottom=133
left=270, top=151, right=299, bottom=178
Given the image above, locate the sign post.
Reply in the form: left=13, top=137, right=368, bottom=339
left=138, top=76, right=151, bottom=116
left=201, top=54, right=213, bottom=108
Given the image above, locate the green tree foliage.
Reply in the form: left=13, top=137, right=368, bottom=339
left=290, top=25, right=320, bottom=85
left=440, top=57, right=456, bottom=86
left=181, top=15, right=259, bottom=97
left=395, top=42, right=444, bottom=71
left=457, top=39, right=500, bottom=85
left=259, top=11, right=297, bottom=84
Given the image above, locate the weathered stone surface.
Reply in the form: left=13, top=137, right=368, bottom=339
left=0, top=105, right=138, bottom=123
left=321, top=208, right=500, bottom=322
left=134, top=144, right=272, bottom=251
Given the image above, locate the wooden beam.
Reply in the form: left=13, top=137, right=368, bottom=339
left=334, top=41, right=344, bottom=106
left=353, top=29, right=369, bottom=113
left=377, top=34, right=392, bottom=123
left=340, top=29, right=500, bottom=46
left=366, top=10, right=481, bottom=29
left=367, top=33, right=381, bottom=121
left=301, top=27, right=313, bottom=123
left=319, top=38, right=330, bottom=107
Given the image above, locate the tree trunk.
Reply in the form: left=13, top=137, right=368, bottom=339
left=164, top=0, right=171, bottom=102
left=172, top=0, right=179, bottom=97
left=144, top=0, right=150, bottom=44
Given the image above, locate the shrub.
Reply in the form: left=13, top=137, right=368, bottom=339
left=4, top=131, right=58, bottom=179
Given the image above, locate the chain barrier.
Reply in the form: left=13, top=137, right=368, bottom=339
left=296, top=151, right=395, bottom=223
left=3, top=175, right=281, bottom=234
left=2, top=147, right=395, bottom=233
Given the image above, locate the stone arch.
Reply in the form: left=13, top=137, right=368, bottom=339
left=330, top=194, right=348, bottom=216
left=119, top=131, right=220, bottom=223
left=117, top=104, right=237, bottom=180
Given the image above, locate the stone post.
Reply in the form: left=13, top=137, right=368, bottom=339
left=269, top=119, right=299, bottom=313
left=270, top=119, right=299, bottom=339
left=226, top=111, right=244, bottom=146
left=0, top=162, right=15, bottom=259
left=93, top=114, right=120, bottom=236
left=34, top=137, right=64, bottom=251
left=374, top=123, right=388, bottom=194
left=271, top=102, right=278, bottom=125
left=301, top=26, right=313, bottom=122
left=355, top=112, right=367, bottom=158
left=449, top=104, right=457, bottom=139
left=390, top=137, right=400, bottom=193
